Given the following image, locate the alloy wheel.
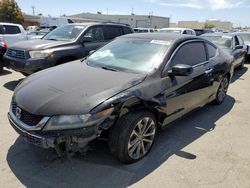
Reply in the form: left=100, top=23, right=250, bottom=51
left=128, top=117, right=156, bottom=160
left=218, top=77, right=229, bottom=102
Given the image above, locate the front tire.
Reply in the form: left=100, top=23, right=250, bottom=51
left=109, top=111, right=157, bottom=164
left=213, top=76, right=229, bottom=105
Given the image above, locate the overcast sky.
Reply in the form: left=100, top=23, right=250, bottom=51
left=16, top=0, right=250, bottom=27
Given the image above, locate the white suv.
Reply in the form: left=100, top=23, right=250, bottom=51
left=158, top=28, right=196, bottom=35
left=0, top=23, right=27, bottom=46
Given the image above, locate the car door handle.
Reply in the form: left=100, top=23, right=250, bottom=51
left=205, top=68, right=213, bottom=74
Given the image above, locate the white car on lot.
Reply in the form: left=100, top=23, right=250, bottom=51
left=0, top=23, right=27, bottom=46
left=158, top=28, right=196, bottom=35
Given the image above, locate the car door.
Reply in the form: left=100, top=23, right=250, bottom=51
left=232, top=36, right=243, bottom=67
left=81, top=26, right=107, bottom=55
left=162, top=40, right=214, bottom=126
left=236, top=36, right=246, bottom=63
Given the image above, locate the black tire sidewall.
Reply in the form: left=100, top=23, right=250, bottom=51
left=110, top=111, right=157, bottom=164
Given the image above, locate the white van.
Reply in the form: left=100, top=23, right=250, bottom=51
left=0, top=23, right=27, bottom=46
left=158, top=28, right=196, bottom=35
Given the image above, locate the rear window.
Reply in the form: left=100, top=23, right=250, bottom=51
left=104, top=26, right=123, bottom=40
left=4, top=25, right=21, bottom=34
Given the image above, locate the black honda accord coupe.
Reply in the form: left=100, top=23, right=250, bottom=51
left=8, top=33, right=234, bottom=164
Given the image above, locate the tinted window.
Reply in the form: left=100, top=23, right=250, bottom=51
left=207, top=43, right=217, bottom=59
left=104, top=26, right=122, bottom=40
left=84, top=26, right=105, bottom=42
left=4, top=25, right=21, bottom=34
left=172, top=42, right=206, bottom=66
left=123, top=27, right=132, bottom=34
left=183, top=30, right=188, bottom=34
left=0, top=25, right=4, bottom=34
left=237, top=36, right=244, bottom=45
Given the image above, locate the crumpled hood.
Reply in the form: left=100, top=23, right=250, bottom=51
left=13, top=61, right=145, bottom=115
left=9, top=39, right=72, bottom=50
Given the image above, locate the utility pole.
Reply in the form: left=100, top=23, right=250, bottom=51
left=31, top=6, right=35, bottom=15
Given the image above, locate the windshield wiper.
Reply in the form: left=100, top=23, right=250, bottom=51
left=101, top=66, right=118, bottom=72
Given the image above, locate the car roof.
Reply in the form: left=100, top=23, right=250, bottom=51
left=202, top=33, right=236, bottom=37
left=68, top=22, right=130, bottom=27
left=160, top=28, right=194, bottom=31
left=234, top=32, right=250, bottom=35
left=119, top=33, right=200, bottom=41
left=0, top=22, right=22, bottom=27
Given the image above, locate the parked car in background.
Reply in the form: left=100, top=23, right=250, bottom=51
left=0, top=23, right=27, bottom=46
left=158, top=28, right=196, bottom=35
left=235, top=32, right=250, bottom=61
left=133, top=28, right=156, bottom=33
left=8, top=33, right=233, bottom=164
left=26, top=26, right=39, bottom=32
left=202, top=33, right=247, bottom=69
left=27, top=31, right=48, bottom=40
left=194, top=29, right=214, bottom=36
left=0, top=41, right=7, bottom=73
left=4, top=22, right=133, bottom=75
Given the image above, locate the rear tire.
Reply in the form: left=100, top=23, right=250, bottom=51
left=213, top=76, right=229, bottom=105
left=109, top=111, right=157, bottom=164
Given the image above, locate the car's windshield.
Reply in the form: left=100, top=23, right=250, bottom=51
left=203, top=35, right=233, bottom=49
left=43, top=25, right=85, bottom=41
left=158, top=29, right=182, bottom=34
left=87, top=38, right=171, bottom=74
left=238, top=34, right=250, bottom=43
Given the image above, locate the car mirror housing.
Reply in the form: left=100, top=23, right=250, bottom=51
left=168, top=64, right=193, bottom=77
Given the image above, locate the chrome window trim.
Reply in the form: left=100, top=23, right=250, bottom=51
left=165, top=39, right=208, bottom=70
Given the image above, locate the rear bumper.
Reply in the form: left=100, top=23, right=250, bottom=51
left=4, top=55, right=55, bottom=75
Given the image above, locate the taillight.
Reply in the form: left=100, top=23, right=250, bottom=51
left=3, top=42, right=7, bottom=49
left=0, top=42, right=7, bottom=49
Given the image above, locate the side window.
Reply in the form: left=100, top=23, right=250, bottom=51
left=207, top=43, right=217, bottom=59
left=104, top=26, right=123, bottom=40
left=235, top=36, right=239, bottom=46
left=83, top=26, right=104, bottom=42
left=4, top=25, right=21, bottom=34
left=172, top=42, right=207, bottom=66
left=237, top=36, right=244, bottom=45
left=183, top=30, right=188, bottom=34
left=123, top=27, right=132, bottom=34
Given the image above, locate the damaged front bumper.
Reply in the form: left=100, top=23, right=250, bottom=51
left=8, top=113, right=102, bottom=154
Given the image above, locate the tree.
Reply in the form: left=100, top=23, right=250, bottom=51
left=0, top=0, right=24, bottom=23
left=204, top=22, right=215, bottom=29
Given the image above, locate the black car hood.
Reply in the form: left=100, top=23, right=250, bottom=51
left=9, top=39, right=72, bottom=50
left=13, top=61, right=145, bottom=115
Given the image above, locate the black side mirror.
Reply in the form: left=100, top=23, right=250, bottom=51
left=82, top=36, right=93, bottom=43
left=235, top=45, right=243, bottom=50
left=168, top=64, right=193, bottom=76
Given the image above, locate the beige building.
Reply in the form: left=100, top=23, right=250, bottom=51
left=178, top=21, right=204, bottom=29
left=177, top=19, right=233, bottom=31
left=205, top=19, right=233, bottom=31
left=68, top=12, right=170, bottom=29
